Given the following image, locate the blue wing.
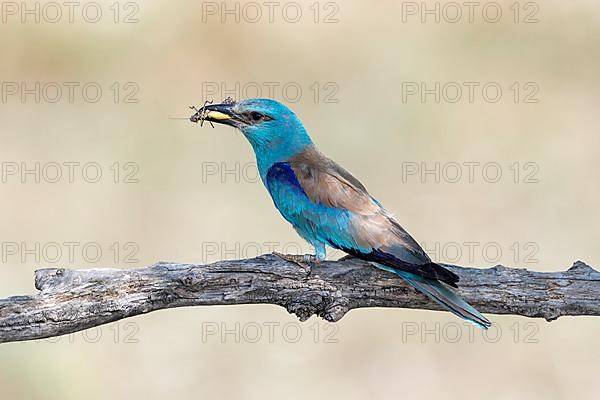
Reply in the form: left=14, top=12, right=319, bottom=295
left=266, top=162, right=364, bottom=252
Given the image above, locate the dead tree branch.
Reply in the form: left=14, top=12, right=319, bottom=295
left=1, top=254, right=598, bottom=343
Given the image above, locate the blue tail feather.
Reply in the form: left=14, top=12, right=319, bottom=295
left=376, top=263, right=491, bottom=330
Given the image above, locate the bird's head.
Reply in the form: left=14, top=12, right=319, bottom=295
left=190, top=98, right=313, bottom=164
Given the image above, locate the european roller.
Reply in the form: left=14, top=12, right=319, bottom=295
left=190, top=98, right=491, bottom=329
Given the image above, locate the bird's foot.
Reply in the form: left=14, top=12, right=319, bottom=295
left=273, top=252, right=321, bottom=265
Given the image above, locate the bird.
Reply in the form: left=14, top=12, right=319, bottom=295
left=189, top=98, right=491, bottom=329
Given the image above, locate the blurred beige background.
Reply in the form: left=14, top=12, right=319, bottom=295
left=1, top=1, right=599, bottom=399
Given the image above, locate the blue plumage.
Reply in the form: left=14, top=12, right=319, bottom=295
left=267, top=163, right=306, bottom=195
left=266, top=162, right=357, bottom=258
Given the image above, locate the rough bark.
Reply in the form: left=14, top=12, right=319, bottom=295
left=1, top=254, right=598, bottom=343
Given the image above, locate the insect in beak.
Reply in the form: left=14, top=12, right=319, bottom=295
left=189, top=100, right=215, bottom=128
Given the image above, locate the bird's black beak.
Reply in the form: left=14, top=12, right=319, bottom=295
left=190, top=102, right=239, bottom=127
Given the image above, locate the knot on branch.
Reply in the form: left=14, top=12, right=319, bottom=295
left=567, top=261, right=598, bottom=275
left=35, top=268, right=67, bottom=291
left=284, top=290, right=349, bottom=322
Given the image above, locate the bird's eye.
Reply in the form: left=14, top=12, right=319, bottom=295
left=250, top=112, right=264, bottom=121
